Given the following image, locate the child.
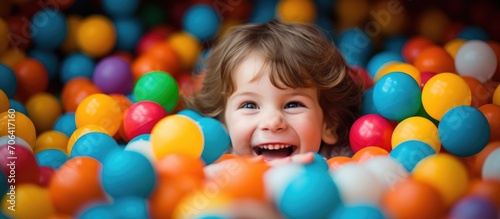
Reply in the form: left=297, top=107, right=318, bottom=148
left=184, top=20, right=362, bottom=162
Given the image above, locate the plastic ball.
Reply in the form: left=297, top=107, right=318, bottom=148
left=366, top=51, right=405, bottom=79
left=35, top=130, right=69, bottom=154
left=349, top=114, right=394, bottom=153
left=455, top=40, right=497, bottom=83
left=0, top=64, right=16, bottom=98
left=0, top=90, right=8, bottom=113
left=150, top=115, right=203, bottom=160
left=75, top=93, right=122, bottom=136
left=417, top=8, right=450, bottom=43
left=176, top=109, right=203, bottom=120
left=412, top=153, right=469, bottom=207
left=112, top=197, right=149, bottom=219
left=101, top=150, right=156, bottom=199
left=66, top=124, right=107, bottom=154
left=25, top=92, right=63, bottom=134
left=133, top=71, right=179, bottom=113
left=114, top=17, right=143, bottom=51
left=468, top=179, right=500, bottom=208
left=478, top=104, right=500, bottom=142
left=0, top=111, right=36, bottom=148
left=8, top=99, right=27, bottom=116
left=28, top=48, right=59, bottom=82
left=135, top=25, right=173, bottom=55
left=389, top=140, right=436, bottom=172
left=0, top=48, right=26, bottom=68
left=30, top=9, right=67, bottom=50
left=493, top=84, right=500, bottom=105
left=444, top=38, right=466, bottom=59
left=373, top=72, right=422, bottom=121
left=330, top=204, right=386, bottom=219
left=438, top=106, right=490, bottom=157
left=360, top=87, right=378, bottom=115
left=335, top=0, right=370, bottom=28
left=482, top=148, right=500, bottom=180
left=401, top=36, right=435, bottom=64
left=489, top=41, right=500, bottom=82
left=36, top=149, right=68, bottom=169
left=381, top=178, right=446, bottom=219
left=414, top=46, right=455, bottom=73
left=0, top=136, right=31, bottom=152
left=338, top=28, right=373, bottom=67
left=462, top=76, right=492, bottom=108
left=375, top=62, right=422, bottom=85
left=362, top=156, right=408, bottom=191
left=124, top=138, right=155, bottom=163
left=12, top=58, right=49, bottom=100
left=330, top=163, right=385, bottom=205
left=123, top=101, right=167, bottom=140
left=276, top=0, right=317, bottom=23
left=78, top=204, right=114, bottom=219
left=457, top=26, right=490, bottom=41
left=53, top=113, right=77, bottom=137
left=92, top=56, right=133, bottom=94
left=1, top=184, right=55, bottom=219
left=327, top=156, right=353, bottom=171
left=419, top=71, right=437, bottom=89
left=383, top=35, right=408, bottom=54
left=449, top=195, right=498, bottom=219
left=49, top=157, right=107, bottom=215
left=76, top=15, right=116, bottom=58
left=60, top=15, right=82, bottom=54
left=182, top=4, right=220, bottom=41
left=102, top=0, right=139, bottom=18
left=70, top=132, right=119, bottom=162
left=155, top=153, right=205, bottom=182
left=144, top=41, right=181, bottom=77
left=0, top=143, right=40, bottom=185
left=198, top=117, right=231, bottom=165
left=0, top=18, right=8, bottom=54
left=59, top=52, right=95, bottom=84
left=422, top=72, right=471, bottom=120
left=167, top=31, right=202, bottom=70
left=249, top=0, right=278, bottom=23
left=392, top=116, right=441, bottom=152
left=352, top=146, right=389, bottom=163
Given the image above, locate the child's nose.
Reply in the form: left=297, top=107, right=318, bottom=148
left=259, top=111, right=287, bottom=132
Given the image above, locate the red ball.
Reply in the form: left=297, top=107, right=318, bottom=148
left=420, top=71, right=438, bottom=89
left=402, top=36, right=435, bottom=64
left=124, top=101, right=168, bottom=140
left=0, top=144, right=40, bottom=185
left=349, top=114, right=394, bottom=153
left=38, top=166, right=55, bottom=187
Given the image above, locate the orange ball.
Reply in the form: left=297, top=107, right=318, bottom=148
left=0, top=48, right=26, bottom=68
left=49, top=157, right=107, bottom=215
left=414, top=46, right=455, bottom=73
left=479, top=104, right=500, bottom=142
left=417, top=9, right=450, bottom=43
left=0, top=89, right=8, bottom=113
left=109, top=94, right=132, bottom=141
left=61, top=77, right=102, bottom=112
left=327, top=156, right=353, bottom=171
left=25, top=92, right=63, bottom=134
left=381, top=179, right=446, bottom=219
left=402, top=36, right=435, bottom=64
left=352, top=146, right=389, bottom=163
left=12, top=58, right=48, bottom=101
left=60, top=15, right=82, bottom=54
left=463, top=76, right=493, bottom=108
left=167, top=31, right=201, bottom=70
left=467, top=179, right=500, bottom=208
left=155, top=153, right=205, bottom=182
left=470, top=141, right=500, bottom=178
left=76, top=15, right=116, bottom=58
left=144, top=41, right=180, bottom=76
left=132, top=54, right=174, bottom=82
left=75, top=94, right=122, bottom=136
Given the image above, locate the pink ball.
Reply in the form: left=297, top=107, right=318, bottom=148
left=124, top=101, right=168, bottom=140
left=39, top=166, right=55, bottom=187
left=420, top=71, right=438, bottom=89
left=0, top=144, right=40, bottom=185
left=349, top=114, right=394, bottom=153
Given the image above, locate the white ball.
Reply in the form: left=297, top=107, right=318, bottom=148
left=330, top=163, right=385, bottom=205
left=455, top=40, right=497, bottom=83
left=482, top=148, right=500, bottom=180
left=263, top=163, right=305, bottom=202
left=124, top=140, right=155, bottom=163
left=0, top=136, right=33, bottom=152
left=362, top=156, right=409, bottom=191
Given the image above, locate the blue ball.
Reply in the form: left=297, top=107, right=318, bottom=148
left=329, top=204, right=386, bottom=219
left=339, top=28, right=374, bottom=63
left=361, top=87, right=378, bottom=115
left=458, top=26, right=490, bottom=41
left=114, top=17, right=143, bottom=52
left=366, top=52, right=405, bottom=79
left=389, top=140, right=436, bottom=172
left=278, top=170, right=342, bottom=219
left=304, top=153, right=329, bottom=172
left=36, top=149, right=68, bottom=169
left=30, top=9, right=67, bottom=50
left=53, top=113, right=77, bottom=137
left=198, top=117, right=230, bottom=165
left=182, top=4, right=220, bottom=41
left=383, top=35, right=409, bottom=54
left=126, top=92, right=136, bottom=103
left=112, top=197, right=149, bottom=219
left=130, top=134, right=150, bottom=143
left=102, top=0, right=140, bottom=18
left=28, top=48, right=59, bottom=81
left=79, top=204, right=114, bottom=219
left=9, top=99, right=28, bottom=116
left=59, top=52, right=95, bottom=84
left=438, top=106, right=490, bottom=157
left=70, top=132, right=119, bottom=162
left=249, top=0, right=279, bottom=23
left=101, top=151, right=156, bottom=199
left=0, top=64, right=17, bottom=98
left=177, top=109, right=204, bottom=121
left=373, top=72, right=421, bottom=121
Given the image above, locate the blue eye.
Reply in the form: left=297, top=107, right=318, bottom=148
left=240, top=102, right=258, bottom=109
left=285, top=102, right=304, bottom=108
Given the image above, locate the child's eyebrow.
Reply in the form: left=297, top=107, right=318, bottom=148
left=285, top=91, right=315, bottom=101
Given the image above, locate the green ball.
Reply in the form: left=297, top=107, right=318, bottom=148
left=133, top=71, right=179, bottom=113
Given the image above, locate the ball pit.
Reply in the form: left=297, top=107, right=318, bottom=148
left=0, top=1, right=500, bottom=218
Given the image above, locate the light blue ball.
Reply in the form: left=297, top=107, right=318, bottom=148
left=438, top=106, right=490, bottom=157
left=329, top=204, right=387, bottom=219
left=366, top=51, right=405, bottom=79
left=339, top=28, right=374, bottom=64
left=383, top=35, right=408, bottom=54
left=177, top=109, right=204, bottom=121
left=249, top=0, right=278, bottom=23
left=373, top=72, right=421, bottom=121
left=60, top=52, right=95, bottom=84
left=182, top=4, right=220, bottom=41
left=389, top=140, right=436, bottom=172
left=70, top=132, right=119, bottom=162
left=79, top=204, right=114, bottom=219
left=278, top=169, right=342, bottom=219
left=28, top=48, right=59, bottom=81
left=305, top=153, right=329, bottom=172
left=30, top=9, right=67, bottom=50
left=36, top=149, right=69, bottom=169
left=102, top=0, right=140, bottom=18
left=53, top=113, right=77, bottom=137
left=0, top=64, right=17, bottom=98
left=130, top=134, right=150, bottom=143
left=112, top=197, right=149, bottom=219
left=361, top=88, right=378, bottom=115
left=9, top=99, right=28, bottom=116
left=101, top=151, right=156, bottom=199
left=114, top=17, right=143, bottom=52
left=198, top=117, right=230, bottom=165
left=458, top=26, right=490, bottom=41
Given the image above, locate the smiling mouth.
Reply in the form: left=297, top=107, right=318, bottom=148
left=253, top=144, right=297, bottom=160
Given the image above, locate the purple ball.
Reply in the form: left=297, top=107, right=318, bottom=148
left=449, top=195, right=498, bottom=219
left=93, top=56, right=134, bottom=94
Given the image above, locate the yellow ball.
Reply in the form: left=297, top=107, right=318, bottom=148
left=0, top=111, right=36, bottom=149
left=76, top=15, right=116, bottom=58
left=25, top=92, right=63, bottom=134
left=376, top=62, right=421, bottom=85
left=422, top=73, right=471, bottom=121
left=167, top=31, right=201, bottom=70
left=151, top=115, right=203, bottom=160
left=67, top=124, right=107, bottom=154
left=0, top=89, right=8, bottom=113
left=392, top=116, right=441, bottom=152
left=336, top=0, right=370, bottom=27
left=0, top=48, right=26, bottom=68
left=412, top=153, right=469, bottom=207
left=2, top=184, right=56, bottom=219
left=493, top=84, right=500, bottom=106
left=444, top=39, right=466, bottom=59
left=277, top=0, right=317, bottom=23
left=0, top=18, right=9, bottom=55
left=61, top=15, right=82, bottom=54
left=75, top=93, right=122, bottom=136
left=35, top=130, right=69, bottom=155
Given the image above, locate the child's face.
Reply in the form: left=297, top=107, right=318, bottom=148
left=224, top=53, right=337, bottom=161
